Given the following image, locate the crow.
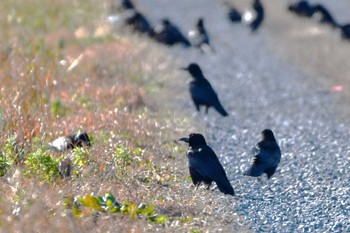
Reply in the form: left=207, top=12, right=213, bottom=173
left=288, top=0, right=314, bottom=17
left=179, top=133, right=234, bottom=196
left=244, top=129, right=281, bottom=179
left=313, top=4, right=338, bottom=28
left=153, top=18, right=191, bottom=47
left=124, top=11, right=154, bottom=36
left=188, top=18, right=213, bottom=52
left=182, top=63, right=228, bottom=117
left=48, top=132, right=91, bottom=152
left=226, top=2, right=242, bottom=23
left=250, top=0, right=264, bottom=32
left=120, top=0, right=135, bottom=11
left=339, top=24, right=350, bottom=40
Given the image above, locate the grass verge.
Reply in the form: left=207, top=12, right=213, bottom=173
left=0, top=0, right=248, bottom=232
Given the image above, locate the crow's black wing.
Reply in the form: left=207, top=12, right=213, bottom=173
left=189, top=166, right=205, bottom=186
left=245, top=142, right=281, bottom=178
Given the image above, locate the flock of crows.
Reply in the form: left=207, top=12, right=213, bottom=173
left=112, top=0, right=265, bottom=52
left=48, top=0, right=349, bottom=196
left=49, top=58, right=282, bottom=196
left=178, top=62, right=281, bottom=196
left=113, top=0, right=350, bottom=52
left=288, top=0, right=350, bottom=40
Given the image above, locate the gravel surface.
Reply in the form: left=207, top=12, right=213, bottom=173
left=132, top=0, right=350, bottom=231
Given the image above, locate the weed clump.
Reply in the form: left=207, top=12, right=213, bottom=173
left=65, top=192, right=168, bottom=224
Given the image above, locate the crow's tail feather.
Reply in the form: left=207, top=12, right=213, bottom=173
left=216, top=177, right=234, bottom=196
left=215, top=103, right=229, bottom=117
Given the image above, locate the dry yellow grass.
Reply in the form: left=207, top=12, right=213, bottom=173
left=0, top=0, right=248, bottom=232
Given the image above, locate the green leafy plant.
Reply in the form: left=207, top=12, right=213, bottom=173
left=3, top=135, right=23, bottom=163
left=0, top=135, right=25, bottom=176
left=51, top=99, right=67, bottom=117
left=71, top=147, right=90, bottom=175
left=0, top=152, right=10, bottom=176
left=23, top=148, right=60, bottom=182
left=67, top=192, right=168, bottom=224
left=113, top=145, right=143, bottom=176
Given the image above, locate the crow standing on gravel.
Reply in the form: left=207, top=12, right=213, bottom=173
left=339, top=24, right=350, bottom=40
left=120, top=0, right=135, bottom=10
left=124, top=11, right=154, bottom=36
left=179, top=133, right=234, bottom=196
left=250, top=0, right=264, bottom=32
left=288, top=0, right=314, bottom=17
left=313, top=4, right=338, bottom=28
left=226, top=2, right=242, bottom=23
left=182, top=63, right=228, bottom=117
left=244, top=129, right=281, bottom=179
left=153, top=19, right=191, bottom=47
left=188, top=18, right=213, bottom=52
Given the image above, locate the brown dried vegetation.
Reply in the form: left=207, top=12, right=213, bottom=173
left=0, top=0, right=247, bottom=232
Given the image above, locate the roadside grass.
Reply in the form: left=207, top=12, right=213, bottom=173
left=0, top=0, right=248, bottom=232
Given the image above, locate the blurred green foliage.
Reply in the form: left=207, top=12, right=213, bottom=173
left=23, top=148, right=60, bottom=182
left=0, top=135, right=24, bottom=176
left=66, top=192, right=168, bottom=224
left=51, top=99, right=68, bottom=117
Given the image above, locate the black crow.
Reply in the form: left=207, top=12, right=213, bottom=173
left=188, top=18, right=213, bottom=52
left=313, top=4, right=338, bottom=28
left=125, top=11, right=154, bottom=36
left=288, top=0, right=314, bottom=17
left=339, top=24, right=350, bottom=40
left=244, top=129, right=281, bottom=179
left=226, top=3, right=242, bottom=23
left=120, top=0, right=135, bottom=10
left=182, top=63, right=228, bottom=117
left=179, top=133, right=234, bottom=196
left=153, top=19, right=191, bottom=47
left=250, top=0, right=264, bottom=32
left=48, top=132, right=91, bottom=152
left=110, top=0, right=135, bottom=14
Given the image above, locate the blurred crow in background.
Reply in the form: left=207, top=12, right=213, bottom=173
left=339, top=24, right=350, bottom=40
left=188, top=18, right=214, bottom=52
left=120, top=0, right=135, bottom=11
left=288, top=1, right=350, bottom=40
left=153, top=18, right=191, bottom=47
left=179, top=133, right=234, bottom=196
left=182, top=63, right=228, bottom=117
left=225, top=2, right=242, bottom=23
left=124, top=11, right=154, bottom=36
left=250, top=0, right=264, bottom=32
left=244, top=129, right=281, bottom=179
left=288, top=0, right=314, bottom=17
left=313, top=4, right=338, bottom=28
left=109, top=0, right=135, bottom=14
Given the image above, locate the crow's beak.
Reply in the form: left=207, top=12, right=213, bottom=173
left=180, top=67, right=188, bottom=71
left=179, top=137, right=189, bottom=143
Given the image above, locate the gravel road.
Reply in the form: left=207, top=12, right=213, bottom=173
left=132, top=0, right=350, bottom=231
